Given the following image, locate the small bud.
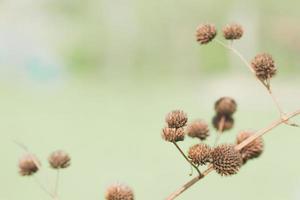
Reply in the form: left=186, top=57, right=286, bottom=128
left=214, top=97, right=237, bottom=116
left=49, top=150, right=71, bottom=169
left=236, top=131, right=264, bottom=164
left=165, top=110, right=188, bottom=129
left=212, top=114, right=234, bottom=132
left=188, top=143, right=212, bottom=166
left=18, top=154, right=40, bottom=176
left=196, top=24, right=217, bottom=45
left=105, top=183, right=134, bottom=200
left=251, top=53, right=276, bottom=82
left=211, top=144, right=243, bottom=176
left=222, top=24, right=243, bottom=40
left=162, top=127, right=185, bottom=142
left=187, top=120, right=209, bottom=140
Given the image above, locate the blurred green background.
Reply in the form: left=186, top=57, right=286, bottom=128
left=1, top=0, right=300, bottom=199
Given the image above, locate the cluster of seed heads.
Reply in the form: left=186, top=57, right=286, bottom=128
left=18, top=150, right=70, bottom=176
left=162, top=96, right=264, bottom=176
left=196, top=23, right=277, bottom=84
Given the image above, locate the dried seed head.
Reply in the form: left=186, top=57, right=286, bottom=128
left=236, top=131, right=264, bottom=164
left=211, top=144, right=242, bottom=176
left=188, top=143, right=212, bottom=166
left=49, top=150, right=71, bottom=169
left=196, top=24, right=217, bottom=44
left=222, top=24, right=243, bottom=40
left=18, top=154, right=40, bottom=176
left=162, top=127, right=185, bottom=142
left=212, top=114, right=234, bottom=132
left=105, top=184, right=134, bottom=200
left=187, top=120, right=209, bottom=140
left=165, top=110, right=188, bottom=129
left=251, top=53, right=276, bottom=81
left=215, top=97, right=237, bottom=116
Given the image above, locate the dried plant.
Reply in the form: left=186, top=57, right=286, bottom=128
left=15, top=22, right=300, bottom=200
left=163, top=23, right=300, bottom=200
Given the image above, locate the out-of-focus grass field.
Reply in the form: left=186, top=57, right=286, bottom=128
left=0, top=0, right=300, bottom=199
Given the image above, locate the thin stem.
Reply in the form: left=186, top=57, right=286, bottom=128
left=166, top=109, right=300, bottom=200
left=213, top=116, right=225, bottom=146
left=173, top=142, right=202, bottom=177
left=33, top=176, right=55, bottom=199
left=54, top=170, right=60, bottom=198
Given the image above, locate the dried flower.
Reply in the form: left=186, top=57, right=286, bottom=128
left=196, top=24, right=217, bottom=44
left=188, top=143, right=212, bottom=166
left=211, top=144, right=242, bottom=176
left=251, top=53, right=276, bottom=82
left=222, top=24, right=243, bottom=40
left=18, top=154, right=40, bottom=176
left=236, top=131, right=264, bottom=163
left=162, top=127, right=185, bottom=142
left=215, top=97, right=237, bottom=116
left=105, top=184, right=134, bottom=200
left=212, top=114, right=234, bottom=131
left=49, top=150, right=71, bottom=169
left=165, top=110, right=188, bottom=129
left=187, top=120, right=209, bottom=140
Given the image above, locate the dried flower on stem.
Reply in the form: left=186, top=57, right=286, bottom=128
left=187, top=120, right=209, bottom=140
left=222, top=24, right=243, bottom=40
left=196, top=24, right=217, bottom=44
left=105, top=184, right=134, bottom=200
left=49, top=150, right=71, bottom=169
left=236, top=131, right=264, bottom=164
left=188, top=144, right=212, bottom=166
left=18, top=154, right=40, bottom=176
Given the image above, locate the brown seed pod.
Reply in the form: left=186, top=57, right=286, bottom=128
left=187, top=120, right=209, bottom=140
left=105, top=184, right=134, bottom=200
left=214, top=97, right=237, bottom=116
left=165, top=110, right=188, bottom=129
left=18, top=154, right=40, bottom=176
left=188, top=143, right=212, bottom=166
left=162, top=127, right=185, bottom=142
left=222, top=24, right=243, bottom=40
left=211, top=144, right=242, bottom=176
left=251, top=53, right=276, bottom=82
left=196, top=24, right=217, bottom=45
left=212, top=114, right=234, bottom=132
left=236, top=131, right=264, bottom=164
left=49, top=150, right=71, bottom=169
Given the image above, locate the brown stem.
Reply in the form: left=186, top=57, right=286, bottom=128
left=213, top=116, right=225, bottom=146
left=166, top=109, right=300, bottom=200
left=173, top=142, right=202, bottom=177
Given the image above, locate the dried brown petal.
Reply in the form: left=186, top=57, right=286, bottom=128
left=222, top=24, right=243, bottom=40
left=105, top=184, right=134, bottom=200
left=165, top=110, right=188, bottom=129
left=161, top=127, right=185, bottom=142
left=196, top=24, right=217, bottom=44
left=49, top=150, right=71, bottom=169
left=211, top=144, right=242, bottom=176
left=187, top=120, right=209, bottom=140
left=236, top=131, right=264, bottom=164
left=188, top=143, right=212, bottom=166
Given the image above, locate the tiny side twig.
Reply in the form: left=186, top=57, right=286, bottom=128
left=166, top=109, right=300, bottom=200
left=173, top=142, right=202, bottom=177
